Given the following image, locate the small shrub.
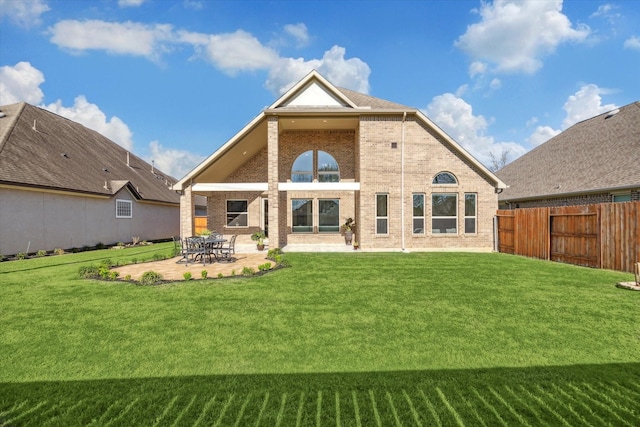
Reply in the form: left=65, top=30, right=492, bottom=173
left=183, top=272, right=193, bottom=281
left=99, top=259, right=113, bottom=268
left=132, top=236, right=141, bottom=246
left=108, top=271, right=119, bottom=280
left=36, top=249, right=47, bottom=257
left=152, top=253, right=165, bottom=261
left=117, top=242, right=125, bottom=247
left=98, top=266, right=111, bottom=279
left=79, top=265, right=100, bottom=279
left=95, top=242, right=106, bottom=250
left=140, top=271, right=163, bottom=286
left=124, top=274, right=132, bottom=281
left=54, top=248, right=65, bottom=256
left=267, top=247, right=283, bottom=260
left=201, top=270, right=208, bottom=279
left=231, top=269, right=236, bottom=277
left=242, top=266, right=255, bottom=276
left=217, top=273, right=224, bottom=279
left=16, top=252, right=27, bottom=260
left=258, top=262, right=272, bottom=272
left=275, top=255, right=291, bottom=268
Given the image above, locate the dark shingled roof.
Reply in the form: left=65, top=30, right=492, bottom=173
left=497, top=101, right=640, bottom=202
left=0, top=102, right=179, bottom=205
left=337, top=87, right=413, bottom=110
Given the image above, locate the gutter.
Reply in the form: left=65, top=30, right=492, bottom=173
left=401, top=111, right=408, bottom=253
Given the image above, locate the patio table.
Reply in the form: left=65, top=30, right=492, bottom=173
left=203, top=237, right=227, bottom=262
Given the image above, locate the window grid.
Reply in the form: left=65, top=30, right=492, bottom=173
left=318, top=199, right=340, bottom=233
left=226, top=200, right=248, bottom=227
left=116, top=199, right=132, bottom=218
left=412, top=193, right=425, bottom=234
left=464, top=193, right=477, bottom=234
left=376, top=193, right=389, bottom=235
left=432, top=193, right=457, bottom=234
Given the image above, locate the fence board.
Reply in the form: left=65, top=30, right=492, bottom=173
left=497, top=201, right=640, bottom=273
left=194, top=216, right=208, bottom=235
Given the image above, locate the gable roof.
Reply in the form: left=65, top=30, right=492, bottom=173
left=497, top=101, right=640, bottom=202
left=175, top=70, right=505, bottom=190
left=0, top=102, right=179, bottom=205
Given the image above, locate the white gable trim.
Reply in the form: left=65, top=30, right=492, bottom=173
left=278, top=182, right=361, bottom=191
left=283, top=81, right=348, bottom=107
left=269, top=70, right=358, bottom=109
left=192, top=183, right=268, bottom=192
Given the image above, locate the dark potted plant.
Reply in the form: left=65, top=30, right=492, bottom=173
left=341, top=218, right=355, bottom=245
left=251, top=231, right=267, bottom=250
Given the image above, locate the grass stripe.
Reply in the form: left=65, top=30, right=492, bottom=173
left=595, top=382, right=640, bottom=418
left=503, top=385, right=546, bottom=426
left=418, top=388, right=442, bottom=427
left=521, top=385, right=570, bottom=427
left=171, top=394, right=196, bottom=427
left=488, top=386, right=532, bottom=427
left=352, top=390, right=362, bottom=427
left=234, top=392, right=252, bottom=427
left=3, top=400, right=47, bottom=426
left=455, top=389, right=488, bottom=427
left=316, top=391, right=323, bottom=427
left=536, top=384, right=588, bottom=426
left=41, top=399, right=87, bottom=427
left=87, top=399, right=121, bottom=427
left=275, top=392, right=287, bottom=427
left=583, top=382, right=640, bottom=423
left=402, top=390, right=423, bottom=427
left=385, top=391, right=402, bottom=427
left=471, top=387, right=508, bottom=427
left=335, top=391, right=341, bottom=427
left=566, top=383, right=633, bottom=427
left=296, top=391, right=305, bottom=427
left=193, top=394, right=217, bottom=427
left=104, top=397, right=139, bottom=427
left=368, top=389, right=382, bottom=427
left=0, top=399, right=29, bottom=418
left=551, top=383, right=608, bottom=426
left=213, top=393, right=235, bottom=427
left=152, top=395, right=179, bottom=427
left=437, top=387, right=465, bottom=427
left=255, top=391, right=269, bottom=427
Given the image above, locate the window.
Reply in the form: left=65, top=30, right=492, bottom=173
left=318, top=199, right=340, bottom=232
left=318, top=151, right=339, bottom=182
left=292, top=199, right=313, bottom=232
left=226, top=200, right=248, bottom=227
left=116, top=199, right=132, bottom=218
left=613, top=193, right=631, bottom=202
left=376, top=194, right=388, bottom=234
left=291, top=150, right=313, bottom=182
left=464, top=193, right=477, bottom=234
left=433, top=172, right=457, bottom=184
left=413, top=193, right=425, bottom=234
left=432, top=193, right=457, bottom=234
left=291, top=150, right=340, bottom=182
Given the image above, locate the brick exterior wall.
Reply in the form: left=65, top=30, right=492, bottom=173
left=499, top=189, right=640, bottom=209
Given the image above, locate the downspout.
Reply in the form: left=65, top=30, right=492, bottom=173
left=401, top=111, right=408, bottom=252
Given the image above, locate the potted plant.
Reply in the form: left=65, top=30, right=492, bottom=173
left=353, top=241, right=359, bottom=250
left=341, top=218, right=355, bottom=245
left=251, top=231, right=267, bottom=250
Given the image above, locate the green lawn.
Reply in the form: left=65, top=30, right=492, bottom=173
left=1, top=244, right=638, bottom=426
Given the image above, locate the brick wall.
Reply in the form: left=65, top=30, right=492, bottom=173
left=500, top=188, right=640, bottom=209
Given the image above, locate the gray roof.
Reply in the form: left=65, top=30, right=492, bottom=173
left=337, top=87, right=413, bottom=110
left=497, top=101, right=640, bottom=202
left=0, top=102, right=179, bottom=205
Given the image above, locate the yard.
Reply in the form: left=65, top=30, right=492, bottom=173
left=1, top=244, right=638, bottom=426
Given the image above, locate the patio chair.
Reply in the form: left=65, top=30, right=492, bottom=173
left=216, top=235, right=237, bottom=261
left=184, top=236, right=208, bottom=265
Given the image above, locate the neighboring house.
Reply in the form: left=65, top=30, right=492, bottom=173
left=497, top=101, right=640, bottom=209
left=174, top=70, right=506, bottom=251
left=0, top=102, right=180, bottom=256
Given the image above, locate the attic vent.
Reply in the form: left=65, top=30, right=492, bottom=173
left=61, top=153, right=69, bottom=158
left=605, top=109, right=620, bottom=119
left=0, top=112, right=6, bottom=118
left=102, top=167, right=109, bottom=173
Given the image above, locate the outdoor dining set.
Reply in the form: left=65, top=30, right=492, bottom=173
left=175, top=234, right=237, bottom=265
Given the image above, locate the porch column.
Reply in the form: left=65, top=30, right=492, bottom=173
left=180, top=185, right=195, bottom=238
left=267, top=116, right=281, bottom=248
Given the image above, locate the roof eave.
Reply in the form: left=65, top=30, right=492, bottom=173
left=500, top=183, right=640, bottom=202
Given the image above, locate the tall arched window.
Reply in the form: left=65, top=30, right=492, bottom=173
left=432, top=172, right=457, bottom=184
left=291, top=150, right=340, bottom=182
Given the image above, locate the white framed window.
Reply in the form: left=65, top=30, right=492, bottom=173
left=116, top=199, right=132, bottom=218
left=376, top=193, right=388, bottom=235
left=318, top=151, right=340, bottom=182
left=318, top=199, right=340, bottom=232
left=292, top=199, right=313, bottom=233
left=291, top=150, right=313, bottom=183
left=412, top=193, right=425, bottom=234
left=432, top=172, right=458, bottom=185
left=464, top=193, right=477, bottom=234
left=432, top=193, right=457, bottom=234
left=226, top=200, right=248, bottom=227
left=291, top=150, right=340, bottom=182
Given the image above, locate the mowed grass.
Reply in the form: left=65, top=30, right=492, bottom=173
left=1, top=244, right=638, bottom=426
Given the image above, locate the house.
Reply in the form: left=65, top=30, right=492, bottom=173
left=174, top=71, right=506, bottom=251
left=0, top=102, right=180, bottom=256
left=497, top=101, right=640, bottom=209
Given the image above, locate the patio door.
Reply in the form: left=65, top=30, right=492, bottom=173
left=261, top=198, right=269, bottom=237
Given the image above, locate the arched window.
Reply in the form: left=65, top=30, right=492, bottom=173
left=432, top=172, right=457, bottom=184
left=292, top=150, right=313, bottom=182
left=291, top=150, right=340, bottom=182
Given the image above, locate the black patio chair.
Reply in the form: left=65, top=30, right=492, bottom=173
left=184, top=236, right=208, bottom=265
left=216, top=235, right=237, bottom=262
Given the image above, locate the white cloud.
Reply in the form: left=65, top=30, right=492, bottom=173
left=43, top=96, right=134, bottom=151
left=489, top=78, right=502, bottom=90
left=191, top=29, right=280, bottom=74
left=147, top=140, right=205, bottom=179
left=456, top=0, right=590, bottom=74
left=527, top=125, right=560, bottom=146
left=0, top=0, right=49, bottom=28
left=49, top=20, right=175, bottom=60
left=561, top=84, right=617, bottom=128
left=284, top=23, right=310, bottom=48
left=118, top=0, right=146, bottom=7
left=266, top=45, right=370, bottom=95
left=468, top=61, right=487, bottom=77
left=624, top=36, right=640, bottom=51
left=424, top=93, right=526, bottom=167
left=0, top=61, right=45, bottom=105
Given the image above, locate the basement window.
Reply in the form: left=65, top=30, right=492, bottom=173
left=116, top=199, right=132, bottom=218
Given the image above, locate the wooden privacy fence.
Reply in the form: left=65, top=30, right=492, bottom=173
left=496, top=202, right=640, bottom=273
left=194, top=216, right=208, bottom=235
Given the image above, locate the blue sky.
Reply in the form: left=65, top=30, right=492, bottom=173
left=1, top=0, right=638, bottom=178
